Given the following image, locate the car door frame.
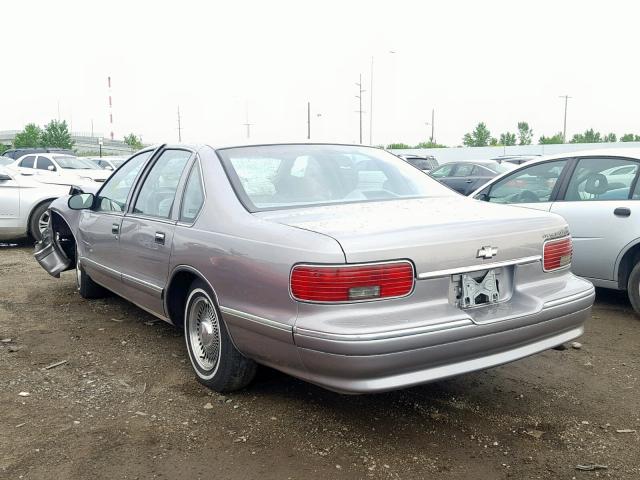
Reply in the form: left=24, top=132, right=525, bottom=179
left=78, top=146, right=163, bottom=291
left=115, top=145, right=198, bottom=316
left=552, top=155, right=640, bottom=286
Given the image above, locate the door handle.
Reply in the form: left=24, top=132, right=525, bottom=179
left=154, top=232, right=166, bottom=245
left=111, top=223, right=120, bottom=235
left=465, top=179, right=473, bottom=183
left=614, top=207, right=631, bottom=217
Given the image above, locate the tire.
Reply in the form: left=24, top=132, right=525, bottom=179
left=29, top=202, right=52, bottom=242
left=76, top=248, right=107, bottom=299
left=184, top=279, right=256, bottom=392
left=627, top=261, right=640, bottom=316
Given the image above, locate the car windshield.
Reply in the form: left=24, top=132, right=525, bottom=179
left=217, top=144, right=455, bottom=212
left=489, top=162, right=516, bottom=174
left=0, top=156, right=13, bottom=166
left=53, top=155, right=97, bottom=169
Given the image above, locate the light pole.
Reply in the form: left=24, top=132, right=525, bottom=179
left=559, top=95, right=571, bottom=143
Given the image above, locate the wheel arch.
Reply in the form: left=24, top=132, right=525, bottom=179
left=616, top=240, right=640, bottom=290
left=164, top=265, right=222, bottom=328
left=26, top=198, right=57, bottom=237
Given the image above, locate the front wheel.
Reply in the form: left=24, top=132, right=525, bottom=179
left=76, top=248, right=107, bottom=299
left=184, top=280, right=256, bottom=392
left=627, top=261, right=640, bottom=317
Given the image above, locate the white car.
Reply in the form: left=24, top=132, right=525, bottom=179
left=0, top=166, right=75, bottom=241
left=472, top=148, right=640, bottom=314
left=11, top=153, right=111, bottom=184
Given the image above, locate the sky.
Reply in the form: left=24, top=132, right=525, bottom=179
left=1, top=0, right=639, bottom=147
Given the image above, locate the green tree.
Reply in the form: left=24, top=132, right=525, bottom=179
left=414, top=140, right=447, bottom=148
left=620, top=133, right=640, bottom=142
left=386, top=143, right=411, bottom=149
left=603, top=133, right=617, bottom=143
left=517, top=122, right=533, bottom=145
left=462, top=122, right=492, bottom=147
left=499, top=132, right=517, bottom=146
left=0, top=143, right=9, bottom=155
left=124, top=133, right=144, bottom=150
left=570, top=128, right=602, bottom=144
left=13, top=123, right=43, bottom=148
left=538, top=133, right=564, bottom=144
left=41, top=120, right=74, bottom=149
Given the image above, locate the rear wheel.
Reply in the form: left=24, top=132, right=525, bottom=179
left=627, top=261, right=640, bottom=316
left=76, top=248, right=107, bottom=299
left=29, top=202, right=52, bottom=242
left=184, top=279, right=256, bottom=392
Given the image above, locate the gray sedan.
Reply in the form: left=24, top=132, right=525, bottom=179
left=472, top=149, right=640, bottom=315
left=34, top=143, right=594, bottom=393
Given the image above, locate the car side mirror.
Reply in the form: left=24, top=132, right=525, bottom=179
left=47, top=165, right=56, bottom=171
left=0, top=173, right=12, bottom=181
left=68, top=193, right=95, bottom=210
left=105, top=165, right=114, bottom=170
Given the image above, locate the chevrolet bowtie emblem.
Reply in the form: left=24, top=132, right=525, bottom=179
left=477, top=246, right=498, bottom=259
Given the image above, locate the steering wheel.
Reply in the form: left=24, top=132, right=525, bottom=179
left=517, top=190, right=538, bottom=203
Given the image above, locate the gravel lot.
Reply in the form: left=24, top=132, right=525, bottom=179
left=1, top=242, right=639, bottom=479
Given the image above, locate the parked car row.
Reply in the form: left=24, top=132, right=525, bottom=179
left=33, top=142, right=595, bottom=395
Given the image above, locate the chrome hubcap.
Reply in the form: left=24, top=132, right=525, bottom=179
left=188, top=295, right=220, bottom=371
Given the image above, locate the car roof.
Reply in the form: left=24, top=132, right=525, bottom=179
left=531, top=148, right=640, bottom=163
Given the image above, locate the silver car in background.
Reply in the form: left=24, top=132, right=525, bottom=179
left=472, top=149, right=640, bottom=315
left=0, top=166, right=76, bottom=241
left=34, top=143, right=594, bottom=394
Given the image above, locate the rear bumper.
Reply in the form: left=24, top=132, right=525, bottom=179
left=293, top=278, right=594, bottom=394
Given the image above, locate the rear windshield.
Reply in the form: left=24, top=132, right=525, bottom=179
left=217, top=144, right=454, bottom=212
left=53, top=155, right=98, bottom=169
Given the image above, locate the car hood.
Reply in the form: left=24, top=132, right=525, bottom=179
left=254, top=196, right=569, bottom=273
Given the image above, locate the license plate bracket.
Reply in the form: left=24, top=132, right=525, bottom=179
left=460, top=269, right=499, bottom=308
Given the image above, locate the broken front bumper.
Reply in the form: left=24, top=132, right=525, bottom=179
left=33, top=219, right=71, bottom=278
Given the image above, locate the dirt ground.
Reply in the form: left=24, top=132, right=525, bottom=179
left=1, top=242, right=639, bottom=480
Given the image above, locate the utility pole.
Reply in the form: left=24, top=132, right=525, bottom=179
left=307, top=101, right=311, bottom=140
left=355, top=74, right=366, bottom=144
left=369, top=56, right=374, bottom=145
left=559, top=95, right=571, bottom=143
left=91, top=119, right=94, bottom=138
left=431, top=108, right=435, bottom=143
left=177, top=106, right=182, bottom=142
left=243, top=102, right=253, bottom=139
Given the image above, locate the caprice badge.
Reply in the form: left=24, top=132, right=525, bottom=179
left=476, top=246, right=498, bottom=259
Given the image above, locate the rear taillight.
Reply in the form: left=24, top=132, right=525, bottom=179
left=543, top=236, right=572, bottom=272
left=290, top=262, right=415, bottom=303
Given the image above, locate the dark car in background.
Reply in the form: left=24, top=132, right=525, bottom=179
left=429, top=160, right=515, bottom=195
left=397, top=154, right=439, bottom=172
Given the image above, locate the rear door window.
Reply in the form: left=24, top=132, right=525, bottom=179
left=564, top=157, right=639, bottom=201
